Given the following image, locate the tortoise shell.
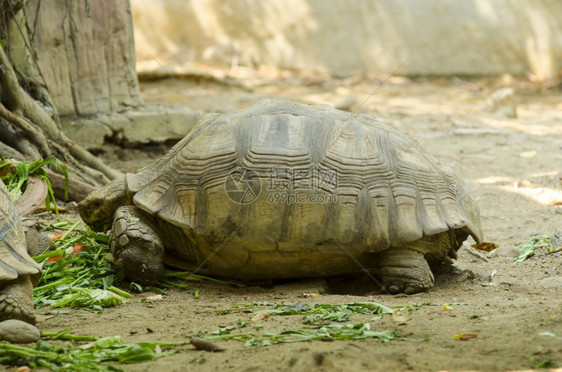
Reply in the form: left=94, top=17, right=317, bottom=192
left=0, top=181, right=41, bottom=282
left=125, top=100, right=482, bottom=277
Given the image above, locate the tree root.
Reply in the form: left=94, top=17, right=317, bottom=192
left=15, top=176, right=47, bottom=216
left=0, top=45, right=121, bottom=199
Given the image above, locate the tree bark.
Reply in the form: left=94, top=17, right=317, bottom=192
left=0, top=0, right=124, bottom=201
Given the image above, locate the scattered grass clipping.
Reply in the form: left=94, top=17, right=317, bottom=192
left=246, top=301, right=394, bottom=325
left=0, top=157, right=69, bottom=217
left=514, top=235, right=553, bottom=263
left=34, top=220, right=241, bottom=310
left=33, top=221, right=131, bottom=311
left=194, top=301, right=402, bottom=347
left=200, top=322, right=399, bottom=347
left=0, top=333, right=187, bottom=371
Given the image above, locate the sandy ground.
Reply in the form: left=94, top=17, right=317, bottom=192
left=11, top=72, right=562, bottom=371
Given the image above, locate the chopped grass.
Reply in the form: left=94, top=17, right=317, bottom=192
left=194, top=301, right=402, bottom=347
left=33, top=221, right=128, bottom=311
left=33, top=220, right=242, bottom=311
left=247, top=302, right=394, bottom=325
left=0, top=334, right=187, bottom=371
left=195, top=322, right=400, bottom=347
left=514, top=235, right=553, bottom=263
left=164, top=270, right=245, bottom=287
left=0, top=157, right=69, bottom=217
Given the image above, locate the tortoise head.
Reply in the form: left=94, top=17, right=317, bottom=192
left=78, top=176, right=132, bottom=232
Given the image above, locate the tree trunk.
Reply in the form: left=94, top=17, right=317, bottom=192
left=0, top=0, right=135, bottom=200
left=0, top=1, right=202, bottom=201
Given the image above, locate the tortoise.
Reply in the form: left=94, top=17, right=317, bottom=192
left=0, top=180, right=42, bottom=324
left=79, top=99, right=482, bottom=294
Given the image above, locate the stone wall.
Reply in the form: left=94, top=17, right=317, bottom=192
left=132, top=0, right=562, bottom=79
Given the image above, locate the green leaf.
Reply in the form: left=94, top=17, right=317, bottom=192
left=514, top=236, right=553, bottom=263
left=0, top=157, right=70, bottom=217
left=0, top=333, right=186, bottom=370
left=51, top=288, right=128, bottom=308
left=116, top=344, right=156, bottom=364
left=32, top=221, right=129, bottom=311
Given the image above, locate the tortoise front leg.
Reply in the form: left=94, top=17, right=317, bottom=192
left=0, top=275, right=36, bottom=324
left=376, top=248, right=435, bottom=295
left=109, top=206, right=165, bottom=285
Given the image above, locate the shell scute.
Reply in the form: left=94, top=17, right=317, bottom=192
left=130, top=100, right=482, bottom=251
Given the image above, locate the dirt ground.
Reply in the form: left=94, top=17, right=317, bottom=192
left=21, top=71, right=562, bottom=371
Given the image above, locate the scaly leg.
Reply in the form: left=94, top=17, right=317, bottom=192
left=376, top=248, right=434, bottom=294
left=0, top=275, right=35, bottom=324
left=109, top=206, right=165, bottom=285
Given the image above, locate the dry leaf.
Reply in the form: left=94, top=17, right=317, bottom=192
left=251, top=312, right=270, bottom=322
left=443, top=305, right=453, bottom=311
left=454, top=332, right=477, bottom=341
left=190, top=337, right=225, bottom=352
left=472, top=242, right=499, bottom=251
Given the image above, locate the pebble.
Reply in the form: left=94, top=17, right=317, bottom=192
left=489, top=246, right=520, bottom=258
left=334, top=96, right=357, bottom=111
left=0, top=319, right=40, bottom=343
left=488, top=87, right=517, bottom=118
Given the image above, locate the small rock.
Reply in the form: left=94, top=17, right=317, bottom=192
left=0, top=319, right=40, bottom=343
left=555, top=206, right=562, bottom=215
left=488, top=87, right=517, bottom=118
left=489, top=246, right=520, bottom=258
left=142, top=294, right=163, bottom=302
left=334, top=96, right=357, bottom=111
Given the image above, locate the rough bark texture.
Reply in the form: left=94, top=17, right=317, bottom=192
left=0, top=0, right=128, bottom=199
left=16, top=0, right=201, bottom=150
left=0, top=0, right=201, bottom=200
left=19, top=0, right=142, bottom=117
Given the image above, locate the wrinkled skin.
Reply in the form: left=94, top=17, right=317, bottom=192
left=78, top=176, right=131, bottom=232
left=0, top=276, right=36, bottom=324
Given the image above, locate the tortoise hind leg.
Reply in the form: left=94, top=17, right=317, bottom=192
left=376, top=248, right=434, bottom=295
left=0, top=275, right=36, bottom=324
left=109, top=206, right=165, bottom=285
